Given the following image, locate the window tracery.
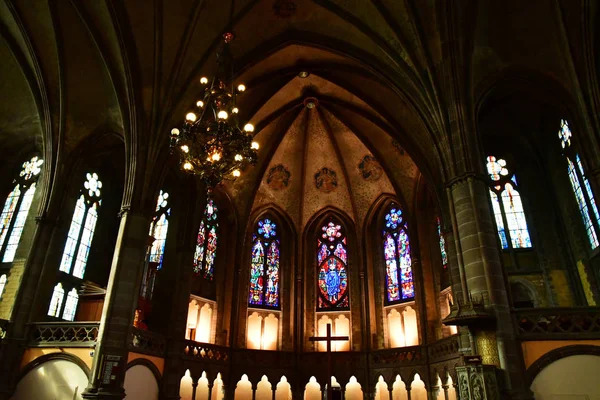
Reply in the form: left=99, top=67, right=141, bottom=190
left=193, top=199, right=219, bottom=279
left=317, top=221, right=349, bottom=310
left=559, top=119, right=600, bottom=249
left=486, top=156, right=532, bottom=249
left=249, top=218, right=280, bottom=309
left=383, top=207, right=414, bottom=304
left=0, top=156, right=43, bottom=263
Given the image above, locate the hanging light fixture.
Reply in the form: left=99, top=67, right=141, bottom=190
left=170, top=32, right=259, bottom=188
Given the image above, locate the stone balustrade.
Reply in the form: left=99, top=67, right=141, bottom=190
left=130, top=327, right=167, bottom=356
left=514, top=307, right=600, bottom=340
left=28, top=322, right=99, bottom=347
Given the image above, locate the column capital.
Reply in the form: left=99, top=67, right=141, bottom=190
left=445, top=172, right=487, bottom=189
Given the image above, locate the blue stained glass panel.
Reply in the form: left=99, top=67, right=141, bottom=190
left=0, top=185, right=20, bottom=250
left=3, top=183, right=36, bottom=262
left=193, top=220, right=206, bottom=273
left=334, top=243, right=347, bottom=264
left=60, top=195, right=87, bottom=274
left=265, top=240, right=280, bottom=307
left=317, top=257, right=348, bottom=309
left=149, top=211, right=169, bottom=269
left=73, top=202, right=99, bottom=278
left=501, top=183, right=532, bottom=249
left=258, top=218, right=277, bottom=239
left=567, top=157, right=599, bottom=248
left=384, top=233, right=400, bottom=302
left=436, top=217, right=448, bottom=269
left=489, top=190, right=508, bottom=249
left=204, top=225, right=217, bottom=279
left=397, top=230, right=414, bottom=299
left=317, top=242, right=329, bottom=265
left=249, top=240, right=265, bottom=305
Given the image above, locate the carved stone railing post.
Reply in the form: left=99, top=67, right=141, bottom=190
left=456, top=365, right=499, bottom=400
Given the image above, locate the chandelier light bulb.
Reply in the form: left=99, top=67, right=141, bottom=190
left=232, top=169, right=241, bottom=177
left=196, top=100, right=204, bottom=108
left=217, top=110, right=228, bottom=120
left=200, top=77, right=208, bottom=84
left=211, top=152, right=221, bottom=161
left=244, top=123, right=254, bottom=132
left=232, top=107, right=239, bottom=114
left=251, top=141, right=259, bottom=150
left=235, top=154, right=243, bottom=161
left=186, top=112, right=197, bottom=122
left=237, top=84, right=246, bottom=92
left=180, top=145, right=189, bottom=153
left=183, top=162, right=193, bottom=170
left=171, top=128, right=180, bottom=136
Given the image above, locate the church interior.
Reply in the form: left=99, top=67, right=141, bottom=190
left=1, top=1, right=600, bottom=399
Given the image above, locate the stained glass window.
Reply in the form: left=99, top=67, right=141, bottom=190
left=486, top=156, right=532, bottom=249
left=382, top=208, right=414, bottom=303
left=62, top=288, right=79, bottom=321
left=48, top=283, right=64, bottom=318
left=249, top=218, right=280, bottom=308
left=193, top=199, right=219, bottom=279
left=0, top=274, right=6, bottom=299
left=148, top=190, right=170, bottom=270
left=59, top=173, right=102, bottom=278
left=558, top=119, right=600, bottom=249
left=317, top=221, right=349, bottom=310
left=0, top=156, right=43, bottom=262
left=436, top=217, right=448, bottom=269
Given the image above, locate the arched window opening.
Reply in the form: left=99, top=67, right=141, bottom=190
left=62, top=288, right=79, bottom=321
left=383, top=207, right=414, bottom=304
left=59, top=173, right=102, bottom=279
left=559, top=119, right=600, bottom=249
left=48, top=283, right=65, bottom=318
left=486, top=156, right=532, bottom=250
left=436, top=217, right=448, bottom=270
left=317, top=221, right=349, bottom=311
left=249, top=218, right=280, bottom=309
left=0, top=156, right=43, bottom=263
left=0, top=274, right=7, bottom=299
left=193, top=199, right=219, bottom=280
left=141, top=190, right=171, bottom=300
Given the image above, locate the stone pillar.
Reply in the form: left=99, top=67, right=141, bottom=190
left=191, top=380, right=199, bottom=400
left=208, top=381, right=214, bottom=400
left=0, top=215, right=57, bottom=400
left=455, top=365, right=499, bottom=400
left=405, top=387, right=411, bottom=400
left=82, top=209, right=151, bottom=399
left=448, top=175, right=532, bottom=399
left=387, top=387, right=394, bottom=400
left=160, top=246, right=196, bottom=399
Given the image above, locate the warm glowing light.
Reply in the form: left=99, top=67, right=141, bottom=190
left=186, top=113, right=197, bottom=122
left=251, top=141, right=259, bottom=150
left=171, top=128, right=180, bottom=136
left=211, top=152, right=221, bottom=162
left=183, top=162, right=193, bottom=170
left=200, top=77, right=208, bottom=84
left=244, top=123, right=254, bottom=132
left=232, top=107, right=239, bottom=114
left=234, top=154, right=243, bottom=161
left=237, top=84, right=246, bottom=92
left=217, top=110, right=228, bottom=120
left=196, top=100, right=204, bottom=108
left=180, top=145, right=189, bottom=153
left=232, top=169, right=241, bottom=177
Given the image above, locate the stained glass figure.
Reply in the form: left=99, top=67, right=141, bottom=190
left=317, top=220, right=349, bottom=310
left=249, top=217, right=280, bottom=308
left=59, top=173, right=102, bottom=279
left=148, top=190, right=170, bottom=270
left=193, top=199, right=219, bottom=278
left=48, top=283, right=64, bottom=318
left=558, top=119, right=600, bottom=249
left=382, top=206, right=414, bottom=303
left=436, top=217, right=448, bottom=269
left=486, top=156, right=532, bottom=249
left=0, top=156, right=43, bottom=262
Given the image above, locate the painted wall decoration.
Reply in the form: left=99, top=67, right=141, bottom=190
left=358, top=155, right=383, bottom=181
left=314, top=167, right=338, bottom=193
left=266, top=164, right=291, bottom=190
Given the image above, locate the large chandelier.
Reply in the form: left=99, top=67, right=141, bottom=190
left=170, top=32, right=259, bottom=188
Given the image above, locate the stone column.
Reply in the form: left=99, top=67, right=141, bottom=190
left=0, top=215, right=57, bottom=400
left=191, top=380, right=199, bottom=400
left=82, top=209, right=151, bottom=399
left=160, top=246, right=196, bottom=399
left=448, top=175, right=532, bottom=399
left=387, top=387, right=394, bottom=400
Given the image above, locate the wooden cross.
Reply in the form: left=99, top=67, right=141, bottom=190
left=309, top=323, right=349, bottom=400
